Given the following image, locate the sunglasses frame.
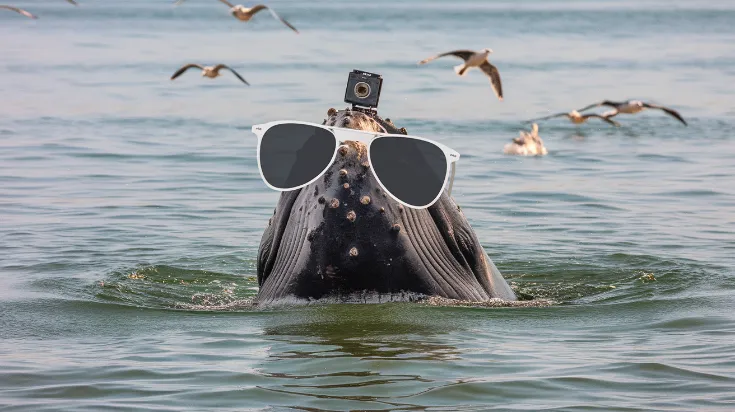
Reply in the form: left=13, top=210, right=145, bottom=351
left=251, top=120, right=460, bottom=209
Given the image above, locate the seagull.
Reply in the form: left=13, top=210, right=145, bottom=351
left=528, top=110, right=621, bottom=127
left=576, top=100, right=687, bottom=126
left=504, top=123, right=548, bottom=156
left=0, top=5, right=38, bottom=18
left=65, top=0, right=78, bottom=5
left=174, top=0, right=299, bottom=33
left=170, top=64, right=250, bottom=85
left=418, top=48, right=503, bottom=101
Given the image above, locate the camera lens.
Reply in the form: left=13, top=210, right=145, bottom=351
left=354, top=82, right=371, bottom=99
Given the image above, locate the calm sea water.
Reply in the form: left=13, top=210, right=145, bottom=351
left=2, top=0, right=735, bottom=410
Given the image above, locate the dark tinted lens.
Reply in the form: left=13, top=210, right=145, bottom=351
left=260, top=124, right=336, bottom=189
left=370, top=136, right=447, bottom=207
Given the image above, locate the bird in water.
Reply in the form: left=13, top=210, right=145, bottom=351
left=527, top=110, right=621, bottom=127
left=417, top=48, right=503, bottom=101
left=575, top=99, right=687, bottom=126
left=1, top=5, right=38, bottom=18
left=170, top=63, right=250, bottom=85
left=504, top=123, right=548, bottom=156
left=174, top=0, right=299, bottom=33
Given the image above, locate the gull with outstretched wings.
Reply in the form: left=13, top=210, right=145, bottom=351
left=418, top=48, right=503, bottom=101
left=175, top=0, right=298, bottom=33
left=170, top=63, right=250, bottom=85
left=528, top=110, right=621, bottom=127
left=576, top=99, right=687, bottom=126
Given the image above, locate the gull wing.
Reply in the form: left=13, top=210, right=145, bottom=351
left=418, top=50, right=475, bottom=65
left=251, top=5, right=299, bottom=33
left=586, top=114, right=621, bottom=127
left=576, top=100, right=619, bottom=112
left=0, top=5, right=38, bottom=18
left=642, top=103, right=687, bottom=126
left=479, top=61, right=503, bottom=101
left=214, top=64, right=250, bottom=85
left=526, top=112, right=569, bottom=122
left=170, top=64, right=203, bottom=80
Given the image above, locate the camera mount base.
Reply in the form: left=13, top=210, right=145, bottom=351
left=350, top=105, right=378, bottom=118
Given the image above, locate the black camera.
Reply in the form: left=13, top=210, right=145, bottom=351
left=344, top=69, right=383, bottom=110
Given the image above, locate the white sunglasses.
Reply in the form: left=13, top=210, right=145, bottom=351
left=250, top=120, right=460, bottom=209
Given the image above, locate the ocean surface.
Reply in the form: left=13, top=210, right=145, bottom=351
left=2, top=0, right=735, bottom=410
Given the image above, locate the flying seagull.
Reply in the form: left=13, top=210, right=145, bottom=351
left=174, top=0, right=299, bottom=33
left=418, top=48, right=503, bottom=101
left=528, top=110, right=621, bottom=127
left=65, top=0, right=78, bottom=5
left=170, top=64, right=250, bottom=85
left=0, top=5, right=38, bottom=18
left=576, top=100, right=687, bottom=126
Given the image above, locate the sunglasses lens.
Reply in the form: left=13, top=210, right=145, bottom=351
left=370, top=136, right=447, bottom=207
left=260, top=124, right=336, bottom=189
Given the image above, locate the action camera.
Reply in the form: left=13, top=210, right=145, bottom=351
left=344, top=70, right=383, bottom=110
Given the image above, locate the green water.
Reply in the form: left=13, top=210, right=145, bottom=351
left=1, top=0, right=734, bottom=410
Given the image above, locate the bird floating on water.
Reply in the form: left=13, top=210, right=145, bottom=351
left=174, top=0, right=299, bottom=33
left=170, top=64, right=250, bottom=85
left=504, top=123, right=548, bottom=156
left=576, top=100, right=687, bottom=126
left=1, top=5, right=37, bottom=18
left=418, top=48, right=503, bottom=101
left=528, top=110, right=621, bottom=127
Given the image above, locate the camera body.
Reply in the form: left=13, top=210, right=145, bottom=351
left=344, top=70, right=383, bottom=110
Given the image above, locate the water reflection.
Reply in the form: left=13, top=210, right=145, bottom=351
left=254, top=304, right=464, bottom=411
left=263, top=308, right=459, bottom=361
left=565, top=130, right=588, bottom=141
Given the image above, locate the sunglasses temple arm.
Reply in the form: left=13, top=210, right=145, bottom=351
left=447, top=162, right=456, bottom=196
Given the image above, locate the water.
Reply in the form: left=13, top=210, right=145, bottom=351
left=2, top=0, right=735, bottom=410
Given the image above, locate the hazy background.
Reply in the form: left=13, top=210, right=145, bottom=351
left=1, top=0, right=734, bottom=410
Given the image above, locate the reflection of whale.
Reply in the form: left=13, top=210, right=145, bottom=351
left=263, top=306, right=459, bottom=361
left=256, top=305, right=462, bottom=409
left=256, top=108, right=516, bottom=305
